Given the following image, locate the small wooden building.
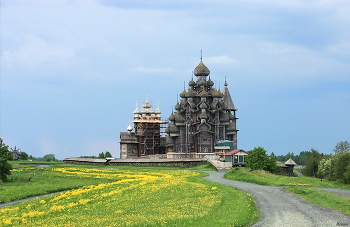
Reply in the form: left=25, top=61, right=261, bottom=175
left=276, top=158, right=297, bottom=176
left=224, top=149, right=248, bottom=167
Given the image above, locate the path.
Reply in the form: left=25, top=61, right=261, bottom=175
left=203, top=170, right=350, bottom=227
left=0, top=191, right=63, bottom=208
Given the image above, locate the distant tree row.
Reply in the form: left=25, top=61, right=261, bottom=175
left=273, top=151, right=311, bottom=165
left=302, top=140, right=350, bottom=184
left=99, top=151, right=112, bottom=158
left=78, top=151, right=113, bottom=159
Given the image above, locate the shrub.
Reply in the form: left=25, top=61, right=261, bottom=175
left=246, top=147, right=278, bottom=173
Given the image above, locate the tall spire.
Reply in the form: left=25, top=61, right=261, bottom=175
left=223, top=79, right=235, bottom=110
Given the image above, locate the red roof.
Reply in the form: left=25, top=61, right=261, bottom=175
left=224, top=149, right=245, bottom=156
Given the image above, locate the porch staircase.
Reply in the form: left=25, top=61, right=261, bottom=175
left=205, top=157, right=232, bottom=170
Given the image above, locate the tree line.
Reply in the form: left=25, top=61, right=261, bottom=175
left=244, top=140, right=350, bottom=184
left=78, top=151, right=113, bottom=159
left=302, top=141, right=350, bottom=183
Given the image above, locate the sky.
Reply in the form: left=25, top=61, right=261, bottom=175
left=1, top=0, right=349, bottom=160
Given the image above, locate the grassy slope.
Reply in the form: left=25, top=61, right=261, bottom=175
left=225, top=168, right=350, bottom=216
left=285, top=187, right=350, bottom=215
left=1, top=163, right=259, bottom=226
left=225, top=168, right=350, bottom=189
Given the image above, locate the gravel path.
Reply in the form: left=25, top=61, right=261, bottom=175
left=293, top=169, right=303, bottom=176
left=203, top=170, right=350, bottom=227
left=314, top=187, right=350, bottom=198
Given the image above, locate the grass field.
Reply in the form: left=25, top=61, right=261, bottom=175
left=0, top=163, right=259, bottom=226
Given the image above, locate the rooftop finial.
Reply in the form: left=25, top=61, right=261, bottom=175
left=224, top=76, right=228, bottom=86
left=156, top=101, right=160, bottom=110
left=200, top=50, right=202, bottom=61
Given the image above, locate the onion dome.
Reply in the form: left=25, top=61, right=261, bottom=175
left=194, top=60, right=210, bottom=76
left=198, top=90, right=209, bottom=97
left=180, top=89, right=188, bottom=98
left=143, top=100, right=151, bottom=109
left=188, top=78, right=196, bottom=86
left=198, top=78, right=206, bottom=86
left=174, top=113, right=185, bottom=123
left=200, top=101, right=208, bottom=110
left=211, top=88, right=222, bottom=98
left=127, top=124, right=133, bottom=132
left=168, top=123, right=179, bottom=133
left=207, top=77, right=214, bottom=87
left=169, top=112, right=175, bottom=122
left=175, top=102, right=181, bottom=111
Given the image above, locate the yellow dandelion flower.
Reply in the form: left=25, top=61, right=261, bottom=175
left=50, top=205, right=65, bottom=211
left=3, top=219, right=12, bottom=225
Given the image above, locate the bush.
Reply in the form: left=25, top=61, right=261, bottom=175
left=246, top=147, right=278, bottom=173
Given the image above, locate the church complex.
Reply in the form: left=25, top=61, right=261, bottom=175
left=119, top=56, right=238, bottom=159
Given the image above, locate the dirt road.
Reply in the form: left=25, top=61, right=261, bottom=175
left=203, top=170, right=350, bottom=227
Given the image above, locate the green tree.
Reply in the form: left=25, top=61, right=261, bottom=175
left=343, top=164, right=350, bottom=184
left=43, top=154, right=57, bottom=162
left=98, top=152, right=105, bottom=158
left=246, top=147, right=279, bottom=173
left=20, top=151, right=29, bottom=160
left=28, top=155, right=36, bottom=161
left=334, top=151, right=350, bottom=181
left=105, top=151, right=112, bottom=158
left=270, top=152, right=276, bottom=160
left=304, top=149, right=323, bottom=177
left=0, top=138, right=13, bottom=182
left=295, top=151, right=311, bottom=165
left=333, top=140, right=350, bottom=154
left=318, top=156, right=337, bottom=180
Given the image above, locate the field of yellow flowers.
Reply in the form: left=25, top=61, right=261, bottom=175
left=1, top=167, right=259, bottom=226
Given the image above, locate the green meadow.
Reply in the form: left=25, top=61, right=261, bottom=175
left=0, top=163, right=259, bottom=227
